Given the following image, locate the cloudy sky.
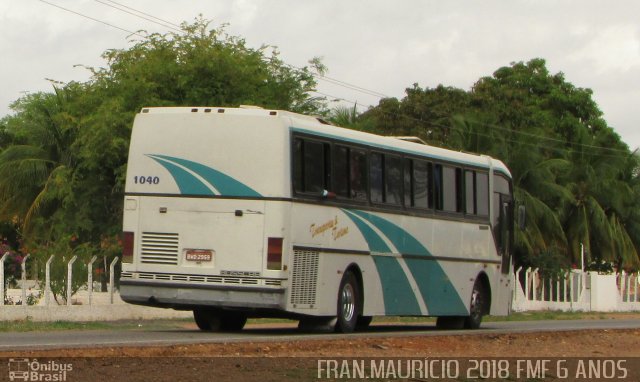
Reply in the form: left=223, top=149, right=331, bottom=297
left=1, top=1, right=639, bottom=148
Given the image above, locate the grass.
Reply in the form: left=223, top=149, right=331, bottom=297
left=0, top=311, right=632, bottom=332
left=0, top=317, right=193, bottom=332
left=373, top=311, right=615, bottom=324
left=485, top=311, right=610, bottom=322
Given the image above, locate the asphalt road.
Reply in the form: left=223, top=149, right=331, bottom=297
left=1, top=319, right=639, bottom=351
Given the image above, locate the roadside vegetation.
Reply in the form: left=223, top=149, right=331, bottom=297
left=0, top=17, right=638, bottom=296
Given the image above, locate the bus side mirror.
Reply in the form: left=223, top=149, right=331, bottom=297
left=517, top=205, right=526, bottom=230
left=321, top=190, right=337, bottom=200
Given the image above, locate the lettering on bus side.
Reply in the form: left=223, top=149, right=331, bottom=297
left=309, top=216, right=349, bottom=240
left=133, top=175, right=160, bottom=185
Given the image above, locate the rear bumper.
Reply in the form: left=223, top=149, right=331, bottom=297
left=120, top=279, right=286, bottom=310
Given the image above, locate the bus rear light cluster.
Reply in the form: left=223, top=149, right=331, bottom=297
left=267, top=237, right=283, bottom=270
left=122, top=231, right=134, bottom=263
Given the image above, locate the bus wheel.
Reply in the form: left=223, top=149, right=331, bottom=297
left=356, top=316, right=373, bottom=330
left=436, top=316, right=464, bottom=330
left=335, top=271, right=360, bottom=333
left=193, top=309, right=219, bottom=331
left=298, top=317, right=335, bottom=332
left=464, top=280, right=486, bottom=329
left=220, top=312, right=248, bottom=331
left=193, top=309, right=247, bottom=331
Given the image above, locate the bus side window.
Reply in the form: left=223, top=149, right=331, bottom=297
left=465, top=170, right=476, bottom=215
left=370, top=152, right=384, bottom=203
left=413, top=160, right=430, bottom=209
left=333, top=145, right=349, bottom=198
left=350, top=149, right=368, bottom=201
left=293, top=138, right=304, bottom=193
left=385, top=155, right=402, bottom=205
left=404, top=159, right=413, bottom=207
left=442, top=166, right=460, bottom=212
left=476, top=172, right=489, bottom=216
left=433, top=164, right=443, bottom=210
left=293, top=138, right=330, bottom=194
left=455, top=168, right=464, bottom=212
left=304, top=140, right=329, bottom=193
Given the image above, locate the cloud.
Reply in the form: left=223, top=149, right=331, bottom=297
left=1, top=0, right=638, bottom=148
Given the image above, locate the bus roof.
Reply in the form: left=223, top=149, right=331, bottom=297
left=138, top=106, right=512, bottom=178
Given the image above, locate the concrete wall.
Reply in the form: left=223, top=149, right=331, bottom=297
left=513, top=268, right=640, bottom=312
left=0, top=304, right=191, bottom=322
left=1, top=290, right=191, bottom=322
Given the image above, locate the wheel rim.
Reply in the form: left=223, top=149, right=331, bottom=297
left=470, top=286, right=483, bottom=320
left=341, top=283, right=356, bottom=322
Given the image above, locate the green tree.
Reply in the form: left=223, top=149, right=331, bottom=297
left=360, top=59, right=640, bottom=271
left=0, top=18, right=326, bottom=290
left=360, top=84, right=470, bottom=147
left=461, top=59, right=639, bottom=270
left=0, top=86, right=80, bottom=237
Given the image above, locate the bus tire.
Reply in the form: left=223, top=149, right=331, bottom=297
left=464, top=279, right=487, bottom=329
left=298, top=317, right=335, bottom=333
left=335, top=271, right=360, bottom=333
left=194, top=309, right=247, bottom=332
left=220, top=312, right=248, bottom=331
left=193, top=309, right=219, bottom=331
left=436, top=316, right=465, bottom=330
left=356, top=316, right=373, bottom=330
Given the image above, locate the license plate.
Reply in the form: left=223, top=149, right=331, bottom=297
left=185, top=249, right=213, bottom=262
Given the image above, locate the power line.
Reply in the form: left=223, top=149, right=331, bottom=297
left=314, top=90, right=633, bottom=158
left=310, top=91, right=370, bottom=111
left=91, top=2, right=391, bottom=100
left=93, top=0, right=184, bottom=34
left=465, top=119, right=631, bottom=154
left=37, top=1, right=634, bottom=157
left=318, top=87, right=632, bottom=155
left=38, top=0, right=145, bottom=38
left=45, top=0, right=391, bottom=104
left=310, top=70, right=388, bottom=98
left=103, top=0, right=182, bottom=29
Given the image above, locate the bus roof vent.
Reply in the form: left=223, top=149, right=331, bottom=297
left=239, top=105, right=263, bottom=109
left=390, top=136, right=428, bottom=145
left=317, top=118, right=332, bottom=125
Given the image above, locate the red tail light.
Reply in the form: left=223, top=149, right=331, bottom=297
left=122, top=231, right=134, bottom=263
left=267, top=237, right=283, bottom=270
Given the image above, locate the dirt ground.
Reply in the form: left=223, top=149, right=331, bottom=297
left=1, top=318, right=639, bottom=381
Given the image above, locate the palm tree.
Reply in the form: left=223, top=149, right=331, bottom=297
left=560, top=141, right=640, bottom=269
left=0, top=87, right=77, bottom=235
left=329, top=104, right=359, bottom=128
left=512, top=156, right=571, bottom=265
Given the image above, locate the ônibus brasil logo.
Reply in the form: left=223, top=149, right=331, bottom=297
left=8, top=358, right=72, bottom=381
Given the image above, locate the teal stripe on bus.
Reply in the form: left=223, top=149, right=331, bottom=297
left=349, top=210, right=468, bottom=316
left=147, top=155, right=214, bottom=195
left=341, top=209, right=391, bottom=253
left=147, top=154, right=262, bottom=197
left=370, top=256, right=423, bottom=315
left=341, top=209, right=422, bottom=315
left=403, top=258, right=468, bottom=315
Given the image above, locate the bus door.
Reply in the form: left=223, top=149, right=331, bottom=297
left=492, top=174, right=514, bottom=314
left=497, top=194, right=514, bottom=275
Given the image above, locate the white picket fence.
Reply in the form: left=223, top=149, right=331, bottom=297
left=0, top=252, right=120, bottom=307
left=512, top=267, right=640, bottom=312
left=0, top=252, right=191, bottom=321
left=2, top=253, right=640, bottom=320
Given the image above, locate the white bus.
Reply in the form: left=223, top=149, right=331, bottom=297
left=120, top=106, right=515, bottom=333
